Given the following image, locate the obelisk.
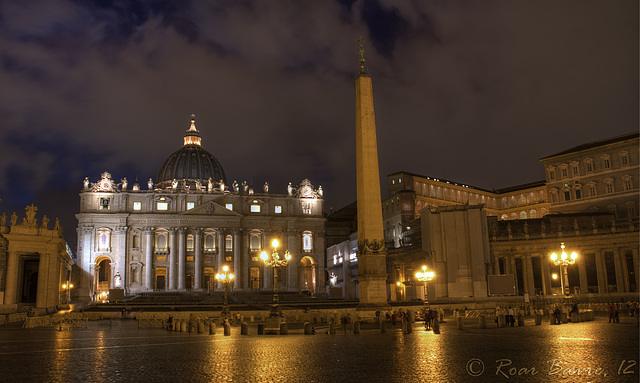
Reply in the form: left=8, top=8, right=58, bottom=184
left=355, top=38, right=388, bottom=306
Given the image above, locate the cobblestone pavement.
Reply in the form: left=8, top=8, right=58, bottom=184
left=0, top=315, right=637, bottom=383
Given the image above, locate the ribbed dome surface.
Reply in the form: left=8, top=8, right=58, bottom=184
left=156, top=145, right=226, bottom=188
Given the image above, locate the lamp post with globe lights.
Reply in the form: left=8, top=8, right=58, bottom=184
left=415, top=265, right=435, bottom=303
left=61, top=283, right=73, bottom=304
left=550, top=242, right=578, bottom=296
left=260, top=238, right=291, bottom=318
left=215, top=265, right=235, bottom=318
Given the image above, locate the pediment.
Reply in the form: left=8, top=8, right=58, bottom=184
left=181, top=201, right=242, bottom=217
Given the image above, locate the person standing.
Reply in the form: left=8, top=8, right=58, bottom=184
left=507, top=307, right=515, bottom=327
left=608, top=303, right=616, bottom=323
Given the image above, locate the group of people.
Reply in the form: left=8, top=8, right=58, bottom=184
left=495, top=306, right=517, bottom=327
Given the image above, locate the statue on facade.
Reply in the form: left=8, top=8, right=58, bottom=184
left=287, top=182, right=293, bottom=196
left=219, top=180, right=225, bottom=193
left=523, top=222, right=529, bottom=234
left=172, top=179, right=178, bottom=189
left=207, top=178, right=213, bottom=192
left=84, top=177, right=90, bottom=190
left=42, top=215, right=49, bottom=229
left=248, top=186, right=254, bottom=195
left=195, top=179, right=202, bottom=191
left=121, top=178, right=128, bottom=190
left=233, top=181, right=239, bottom=193
left=242, top=181, right=248, bottom=193
left=132, top=181, right=140, bottom=191
left=264, top=182, right=269, bottom=193
left=148, top=178, right=154, bottom=190
left=24, top=204, right=38, bottom=227
left=318, top=185, right=323, bottom=197
left=0, top=212, right=6, bottom=226
left=54, top=218, right=62, bottom=231
left=10, top=212, right=17, bottom=226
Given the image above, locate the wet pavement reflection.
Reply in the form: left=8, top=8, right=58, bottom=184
left=0, top=316, right=637, bottom=382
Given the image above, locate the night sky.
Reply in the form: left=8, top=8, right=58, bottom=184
left=1, top=1, right=637, bottom=248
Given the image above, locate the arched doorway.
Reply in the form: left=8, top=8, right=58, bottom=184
left=21, top=258, right=39, bottom=303
left=95, top=257, right=112, bottom=293
left=299, top=257, right=315, bottom=294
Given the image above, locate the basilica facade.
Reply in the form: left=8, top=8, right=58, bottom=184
left=75, top=117, right=326, bottom=302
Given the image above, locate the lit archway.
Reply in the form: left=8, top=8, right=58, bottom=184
left=299, top=256, right=315, bottom=294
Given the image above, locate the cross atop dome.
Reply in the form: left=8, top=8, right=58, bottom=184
left=184, top=114, right=201, bottom=146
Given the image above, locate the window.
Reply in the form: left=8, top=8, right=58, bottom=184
left=605, top=179, right=614, bottom=194
left=572, top=164, right=579, bottom=176
left=561, top=167, right=568, bottom=178
left=603, top=156, right=611, bottom=170
left=575, top=188, right=582, bottom=199
left=132, top=234, right=140, bottom=249
left=302, top=202, right=312, bottom=215
left=204, top=234, right=215, bottom=251
left=225, top=235, right=233, bottom=251
left=529, top=210, right=537, bottom=219
left=133, top=201, right=142, bottom=211
left=250, top=205, right=261, bottom=213
left=156, top=233, right=167, bottom=250
left=97, top=229, right=110, bottom=251
left=588, top=184, right=597, bottom=197
left=225, top=203, right=233, bottom=210
left=99, top=198, right=110, bottom=210
left=585, top=160, right=594, bottom=173
left=550, top=190, right=558, bottom=203
left=564, top=190, right=571, bottom=201
left=186, top=234, right=194, bottom=251
left=157, top=202, right=168, bottom=211
left=302, top=231, right=313, bottom=252
left=519, top=211, right=527, bottom=219
left=620, top=152, right=629, bottom=167
left=275, top=205, right=282, bottom=214
left=250, top=233, right=261, bottom=251
left=623, top=177, right=632, bottom=191
left=187, top=202, right=195, bottom=210
left=547, top=168, right=556, bottom=181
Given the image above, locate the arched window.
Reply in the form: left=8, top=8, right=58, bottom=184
left=225, top=235, right=233, bottom=251
left=97, top=229, right=111, bottom=252
left=250, top=233, right=261, bottom=251
left=156, top=233, right=167, bottom=250
left=132, top=234, right=140, bottom=249
left=510, top=213, right=517, bottom=220
left=519, top=211, right=527, bottom=220
left=186, top=234, right=194, bottom=251
left=204, top=234, right=215, bottom=250
left=529, top=210, right=537, bottom=219
left=302, top=231, right=313, bottom=252
left=500, top=214, right=508, bottom=221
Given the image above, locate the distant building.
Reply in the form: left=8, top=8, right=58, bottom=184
left=0, top=205, right=73, bottom=312
left=75, top=116, right=326, bottom=302
left=328, top=132, right=639, bottom=302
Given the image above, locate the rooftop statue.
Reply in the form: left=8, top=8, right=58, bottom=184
left=148, top=178, right=154, bottom=190
left=10, top=212, right=17, bottom=226
left=84, top=177, right=90, bottom=190
left=121, top=178, right=128, bottom=190
left=24, top=204, right=38, bottom=227
left=0, top=212, right=6, bottom=226
left=42, top=215, right=49, bottom=229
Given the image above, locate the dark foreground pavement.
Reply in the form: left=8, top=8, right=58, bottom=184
left=0, top=316, right=637, bottom=382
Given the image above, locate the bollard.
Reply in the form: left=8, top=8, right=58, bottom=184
left=174, top=320, right=180, bottom=332
left=304, top=322, right=311, bottom=335
left=478, top=316, right=486, bottom=329
left=457, top=317, right=464, bottom=330
left=498, top=315, right=506, bottom=328
left=561, top=313, right=568, bottom=323
left=257, top=323, right=265, bottom=335
left=181, top=321, right=187, bottom=333
left=223, top=320, right=231, bottom=336
left=408, top=310, right=415, bottom=324
left=535, top=314, right=542, bottom=326
left=329, top=322, right=336, bottom=334
left=198, top=321, right=204, bottom=334
left=433, top=318, right=440, bottom=334
left=279, top=322, right=288, bottom=335
left=406, top=320, right=412, bottom=334
left=571, top=312, right=579, bottom=323
left=517, top=314, right=524, bottom=327
left=380, top=321, right=387, bottom=334
left=353, top=321, right=360, bottom=334
left=550, top=315, right=556, bottom=325
left=189, top=322, right=196, bottom=334
left=250, top=315, right=254, bottom=323
left=209, top=322, right=216, bottom=335
left=241, top=322, right=248, bottom=335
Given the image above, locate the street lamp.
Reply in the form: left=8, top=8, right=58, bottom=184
left=550, top=242, right=578, bottom=296
left=415, top=265, right=435, bottom=303
left=260, top=239, right=291, bottom=318
left=61, top=283, right=73, bottom=304
left=215, top=265, right=235, bottom=318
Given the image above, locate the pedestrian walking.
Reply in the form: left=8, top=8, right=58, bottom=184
left=608, top=303, right=616, bottom=323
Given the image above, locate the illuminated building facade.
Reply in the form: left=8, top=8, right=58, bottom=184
left=75, top=117, right=325, bottom=301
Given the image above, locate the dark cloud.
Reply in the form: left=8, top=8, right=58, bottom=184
left=0, top=0, right=637, bottom=247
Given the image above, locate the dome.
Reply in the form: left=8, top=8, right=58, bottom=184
left=156, top=116, right=227, bottom=189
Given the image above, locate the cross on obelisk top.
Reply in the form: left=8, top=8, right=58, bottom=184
left=357, top=35, right=366, bottom=72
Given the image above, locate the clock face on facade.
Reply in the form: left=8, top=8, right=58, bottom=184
left=99, top=179, right=112, bottom=191
left=300, top=185, right=313, bottom=198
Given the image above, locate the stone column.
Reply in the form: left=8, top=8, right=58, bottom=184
left=241, top=230, right=250, bottom=291
left=619, top=249, right=630, bottom=292
left=114, top=227, right=128, bottom=292
left=525, top=254, right=535, bottom=296
left=541, top=254, right=551, bottom=295
left=509, top=256, right=518, bottom=293
left=144, top=228, right=154, bottom=290
left=613, top=247, right=624, bottom=293
left=81, top=226, right=94, bottom=298
left=217, top=230, right=225, bottom=291
left=168, top=228, right=177, bottom=290
left=578, top=254, right=588, bottom=295
left=178, top=228, right=186, bottom=290
left=287, top=230, right=298, bottom=292
left=110, top=263, right=116, bottom=289
left=194, top=228, right=202, bottom=291
left=233, top=229, right=242, bottom=290
left=36, top=252, right=51, bottom=308
left=595, top=249, right=607, bottom=294
left=633, top=248, right=640, bottom=292
left=494, top=256, right=501, bottom=275
left=3, top=251, right=18, bottom=304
